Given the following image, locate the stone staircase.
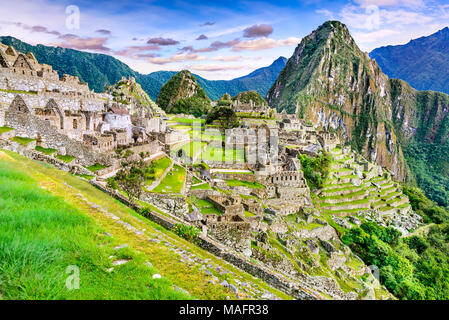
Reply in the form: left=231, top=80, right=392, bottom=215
left=315, top=147, right=412, bottom=217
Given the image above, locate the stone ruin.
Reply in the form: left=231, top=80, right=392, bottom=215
left=0, top=42, right=167, bottom=167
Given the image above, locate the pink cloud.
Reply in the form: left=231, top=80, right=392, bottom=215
left=243, top=24, right=274, bottom=38
left=232, top=37, right=300, bottom=51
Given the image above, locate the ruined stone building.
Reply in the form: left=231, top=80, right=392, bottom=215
left=0, top=42, right=163, bottom=165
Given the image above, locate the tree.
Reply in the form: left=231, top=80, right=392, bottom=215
left=112, top=153, right=150, bottom=204
left=206, top=106, right=240, bottom=129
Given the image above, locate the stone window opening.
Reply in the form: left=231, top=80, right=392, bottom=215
left=73, top=119, right=78, bottom=129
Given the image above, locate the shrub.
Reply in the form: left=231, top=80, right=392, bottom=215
left=172, top=223, right=201, bottom=243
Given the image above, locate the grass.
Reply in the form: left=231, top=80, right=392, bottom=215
left=87, top=163, right=108, bottom=173
left=35, top=146, right=57, bottom=156
left=0, top=126, right=13, bottom=134
left=172, top=141, right=206, bottom=158
left=225, top=179, right=265, bottom=189
left=152, top=164, right=186, bottom=194
left=0, top=89, right=37, bottom=95
left=0, top=158, right=188, bottom=300
left=192, top=197, right=222, bottom=215
left=0, top=149, right=291, bottom=300
left=55, top=154, right=75, bottom=163
left=10, top=136, right=35, bottom=146
left=146, top=157, right=172, bottom=185
left=200, top=146, right=245, bottom=163
left=167, top=118, right=205, bottom=125
left=75, top=174, right=95, bottom=180
left=320, top=198, right=370, bottom=208
left=191, top=183, right=211, bottom=190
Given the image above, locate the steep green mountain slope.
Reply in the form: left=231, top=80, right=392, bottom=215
left=0, top=36, right=286, bottom=100
left=267, top=21, right=449, bottom=207
left=389, top=80, right=449, bottom=206
left=370, top=27, right=449, bottom=95
left=267, top=21, right=407, bottom=181
left=156, top=70, right=211, bottom=116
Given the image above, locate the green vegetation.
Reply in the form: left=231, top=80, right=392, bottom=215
left=0, top=159, right=187, bottom=300
left=191, top=183, right=211, bottom=190
left=0, top=126, right=13, bottom=134
left=232, top=91, right=267, bottom=106
left=299, top=152, right=332, bottom=190
left=206, top=106, right=240, bottom=129
left=172, top=224, right=201, bottom=244
left=402, top=185, right=449, bottom=223
left=342, top=184, right=449, bottom=300
left=0, top=149, right=290, bottom=300
left=200, top=146, right=245, bottom=163
left=225, top=179, right=265, bottom=189
left=191, top=196, right=221, bottom=215
left=135, top=157, right=172, bottom=186
left=156, top=70, right=211, bottom=117
left=172, top=141, right=206, bottom=159
left=87, top=163, right=108, bottom=173
left=152, top=164, right=186, bottom=194
left=403, top=141, right=449, bottom=207
left=10, top=136, right=35, bottom=146
left=109, top=155, right=151, bottom=203
left=35, top=146, right=57, bottom=155
left=55, top=154, right=75, bottom=163
left=0, top=89, right=37, bottom=95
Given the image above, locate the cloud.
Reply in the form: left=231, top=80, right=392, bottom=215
left=7, top=22, right=61, bottom=36
left=51, top=35, right=110, bottom=52
left=147, top=37, right=179, bottom=46
left=243, top=24, right=273, bottom=38
left=232, top=37, right=300, bottom=51
left=114, top=44, right=161, bottom=58
left=148, top=53, right=206, bottom=65
left=188, top=64, right=246, bottom=72
left=352, top=29, right=401, bottom=43
left=316, top=9, right=334, bottom=19
left=196, top=34, right=208, bottom=40
left=95, top=29, right=112, bottom=35
left=210, top=55, right=244, bottom=62
left=200, top=21, right=215, bottom=27
left=354, top=0, right=425, bottom=9
left=210, top=55, right=259, bottom=62
left=181, top=39, right=241, bottom=53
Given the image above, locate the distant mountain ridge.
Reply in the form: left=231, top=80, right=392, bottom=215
left=370, top=27, right=449, bottom=94
left=0, top=36, right=287, bottom=100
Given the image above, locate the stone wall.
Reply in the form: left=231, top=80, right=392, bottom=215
left=88, top=180, right=321, bottom=300
left=140, top=192, right=189, bottom=219
left=5, top=111, right=113, bottom=166
left=0, top=140, right=93, bottom=176
left=213, top=172, right=256, bottom=182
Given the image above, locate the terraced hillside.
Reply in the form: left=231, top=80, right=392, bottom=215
left=313, top=146, right=422, bottom=234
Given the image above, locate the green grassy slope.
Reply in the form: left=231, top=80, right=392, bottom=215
left=0, top=150, right=289, bottom=300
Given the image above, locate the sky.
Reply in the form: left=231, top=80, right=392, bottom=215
left=0, top=0, right=448, bottom=80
